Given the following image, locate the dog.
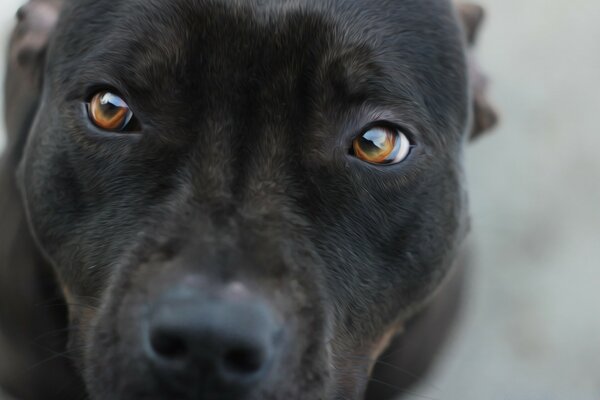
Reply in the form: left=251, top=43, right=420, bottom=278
left=0, top=0, right=496, bottom=399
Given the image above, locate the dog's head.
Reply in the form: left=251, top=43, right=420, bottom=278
left=14, top=0, right=494, bottom=398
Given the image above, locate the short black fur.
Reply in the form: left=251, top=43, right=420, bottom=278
left=0, top=0, right=494, bottom=399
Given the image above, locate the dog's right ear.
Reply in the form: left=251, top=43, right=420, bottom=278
left=457, top=3, right=498, bottom=140
left=5, top=0, right=63, bottom=146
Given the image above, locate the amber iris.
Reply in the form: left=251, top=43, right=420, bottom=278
left=88, top=91, right=133, bottom=131
left=352, top=126, right=411, bottom=165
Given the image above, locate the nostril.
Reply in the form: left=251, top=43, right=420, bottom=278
left=150, top=329, right=188, bottom=360
left=222, top=346, right=265, bottom=376
left=144, top=293, right=282, bottom=393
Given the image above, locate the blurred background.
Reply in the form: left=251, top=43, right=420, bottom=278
left=0, top=1, right=599, bottom=399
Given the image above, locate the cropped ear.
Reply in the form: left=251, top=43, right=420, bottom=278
left=5, top=0, right=63, bottom=146
left=457, top=3, right=498, bottom=140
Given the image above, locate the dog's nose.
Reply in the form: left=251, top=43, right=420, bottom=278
left=144, top=292, right=282, bottom=395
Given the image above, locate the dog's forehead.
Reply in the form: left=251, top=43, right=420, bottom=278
left=55, top=0, right=462, bottom=76
left=51, top=0, right=467, bottom=135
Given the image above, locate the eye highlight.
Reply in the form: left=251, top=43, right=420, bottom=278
left=352, top=125, right=412, bottom=165
left=87, top=91, right=136, bottom=132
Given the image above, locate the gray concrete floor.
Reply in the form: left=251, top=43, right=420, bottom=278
left=412, top=1, right=600, bottom=399
left=1, top=1, right=599, bottom=399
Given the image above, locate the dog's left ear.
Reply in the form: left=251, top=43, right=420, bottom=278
left=457, top=3, right=498, bottom=140
left=5, top=0, right=63, bottom=146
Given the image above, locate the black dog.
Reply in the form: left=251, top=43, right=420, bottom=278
left=0, top=0, right=496, bottom=399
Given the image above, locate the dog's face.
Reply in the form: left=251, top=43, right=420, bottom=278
left=17, top=0, right=471, bottom=398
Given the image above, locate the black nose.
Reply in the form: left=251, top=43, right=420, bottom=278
left=144, top=291, right=282, bottom=396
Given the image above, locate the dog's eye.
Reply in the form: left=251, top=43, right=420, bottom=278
left=352, top=126, right=412, bottom=165
left=87, top=91, right=136, bottom=132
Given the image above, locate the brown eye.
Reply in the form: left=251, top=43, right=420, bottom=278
left=352, top=126, right=412, bottom=165
left=88, top=91, right=135, bottom=131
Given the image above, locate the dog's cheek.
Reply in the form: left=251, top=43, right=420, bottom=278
left=18, top=107, right=154, bottom=294
left=313, top=160, right=468, bottom=381
left=82, top=283, right=149, bottom=399
left=18, top=110, right=83, bottom=260
left=330, top=322, right=403, bottom=399
left=367, top=323, right=404, bottom=376
left=59, top=285, right=98, bottom=371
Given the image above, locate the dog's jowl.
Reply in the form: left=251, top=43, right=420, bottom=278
left=0, top=0, right=495, bottom=399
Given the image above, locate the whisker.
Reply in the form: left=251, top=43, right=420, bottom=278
left=34, top=294, right=102, bottom=308
left=31, top=326, right=80, bottom=342
left=367, top=377, right=440, bottom=400
left=64, top=302, right=99, bottom=311
left=336, top=354, right=441, bottom=393
left=26, top=342, right=90, bottom=373
left=37, top=302, right=98, bottom=311
left=26, top=349, right=79, bottom=372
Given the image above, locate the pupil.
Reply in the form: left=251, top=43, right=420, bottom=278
left=360, top=129, right=392, bottom=155
left=101, top=103, right=120, bottom=115
left=100, top=94, right=126, bottom=118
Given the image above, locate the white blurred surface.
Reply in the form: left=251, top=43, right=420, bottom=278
left=0, top=1, right=15, bottom=153
left=0, top=0, right=599, bottom=399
